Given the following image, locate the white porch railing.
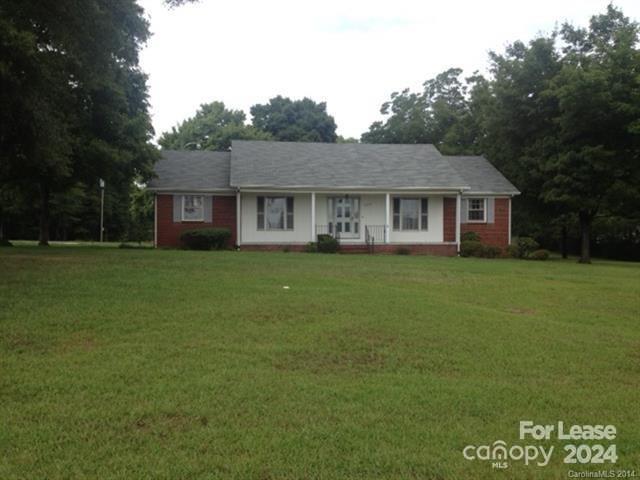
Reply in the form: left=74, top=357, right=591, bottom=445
left=315, top=224, right=389, bottom=245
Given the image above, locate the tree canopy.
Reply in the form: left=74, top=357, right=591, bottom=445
left=158, top=101, right=271, bottom=151
left=361, top=68, right=479, bottom=154
left=250, top=96, right=338, bottom=143
left=0, top=0, right=157, bottom=245
left=541, top=7, right=640, bottom=261
left=159, top=96, right=339, bottom=151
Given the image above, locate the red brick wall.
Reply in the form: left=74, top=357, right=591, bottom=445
left=240, top=243, right=457, bottom=256
left=461, top=197, right=510, bottom=247
left=156, top=194, right=237, bottom=248
left=443, top=197, right=457, bottom=242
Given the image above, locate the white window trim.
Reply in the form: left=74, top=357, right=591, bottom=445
left=261, top=196, right=294, bottom=231
left=181, top=195, right=204, bottom=222
left=467, top=198, right=487, bottom=223
left=392, top=197, right=429, bottom=231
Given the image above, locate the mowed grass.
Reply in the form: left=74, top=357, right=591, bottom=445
left=0, top=247, right=639, bottom=479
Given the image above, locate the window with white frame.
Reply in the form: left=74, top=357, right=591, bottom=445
left=392, top=198, right=428, bottom=231
left=257, top=196, right=294, bottom=230
left=182, top=195, right=204, bottom=221
left=467, top=198, right=486, bottom=222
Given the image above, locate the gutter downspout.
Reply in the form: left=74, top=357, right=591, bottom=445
left=508, top=196, right=512, bottom=245
left=384, top=193, right=391, bottom=243
left=236, top=190, right=241, bottom=248
left=310, top=192, right=316, bottom=241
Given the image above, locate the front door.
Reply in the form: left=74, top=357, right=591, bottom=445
left=331, top=196, right=359, bottom=238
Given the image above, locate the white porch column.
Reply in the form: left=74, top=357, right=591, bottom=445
left=236, top=191, right=241, bottom=246
left=384, top=193, right=390, bottom=243
left=508, top=196, right=512, bottom=245
left=310, top=192, right=316, bottom=241
left=455, top=192, right=461, bottom=253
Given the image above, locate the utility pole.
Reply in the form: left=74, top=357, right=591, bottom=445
left=99, top=179, right=105, bottom=242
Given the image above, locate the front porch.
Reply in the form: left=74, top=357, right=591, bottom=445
left=237, top=191, right=462, bottom=251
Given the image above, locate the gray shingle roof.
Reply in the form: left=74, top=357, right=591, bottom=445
left=148, top=143, right=519, bottom=195
left=147, top=150, right=232, bottom=192
left=446, top=156, right=520, bottom=195
left=230, top=140, right=468, bottom=189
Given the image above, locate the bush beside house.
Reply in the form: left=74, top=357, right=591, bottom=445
left=180, top=228, right=231, bottom=250
left=460, top=240, right=503, bottom=258
left=461, top=232, right=549, bottom=260
left=507, top=237, right=539, bottom=258
left=316, top=234, right=340, bottom=253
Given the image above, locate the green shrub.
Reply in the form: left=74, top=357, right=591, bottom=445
left=506, top=244, right=519, bottom=258
left=461, top=231, right=480, bottom=242
left=180, top=228, right=231, bottom=250
left=483, top=245, right=503, bottom=258
left=461, top=241, right=503, bottom=258
left=317, top=234, right=339, bottom=253
left=460, top=240, right=484, bottom=257
left=0, top=239, right=13, bottom=247
left=395, top=247, right=411, bottom=255
left=529, top=249, right=550, bottom=261
left=304, top=242, right=318, bottom=253
left=282, top=246, right=290, bottom=253
left=509, top=236, right=539, bottom=258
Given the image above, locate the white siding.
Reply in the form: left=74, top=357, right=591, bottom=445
left=240, top=192, right=447, bottom=244
left=240, top=193, right=311, bottom=244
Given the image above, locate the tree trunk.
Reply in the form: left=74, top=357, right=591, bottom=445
left=38, top=181, right=50, bottom=246
left=578, top=211, right=591, bottom=264
left=561, top=224, right=568, bottom=259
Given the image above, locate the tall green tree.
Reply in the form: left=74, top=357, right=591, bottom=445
left=361, top=68, right=478, bottom=153
left=0, top=0, right=157, bottom=245
left=539, top=6, right=640, bottom=262
left=128, top=183, right=154, bottom=243
left=159, top=101, right=271, bottom=151
left=477, top=36, right=564, bottom=247
left=250, top=96, right=338, bottom=143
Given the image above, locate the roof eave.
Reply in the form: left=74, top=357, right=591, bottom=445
left=463, top=190, right=521, bottom=196
left=232, top=184, right=472, bottom=193
left=147, top=187, right=235, bottom=194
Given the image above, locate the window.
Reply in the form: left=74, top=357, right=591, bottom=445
left=182, top=195, right=204, bottom=221
left=257, top=196, right=294, bottom=230
left=393, top=198, right=429, bottom=231
left=467, top=198, right=486, bottom=222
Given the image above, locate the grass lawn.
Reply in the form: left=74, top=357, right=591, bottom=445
left=1, top=247, right=639, bottom=479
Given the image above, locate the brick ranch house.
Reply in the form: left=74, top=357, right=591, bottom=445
left=148, top=140, right=519, bottom=255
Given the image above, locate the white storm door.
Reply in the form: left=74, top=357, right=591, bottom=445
left=333, top=196, right=359, bottom=238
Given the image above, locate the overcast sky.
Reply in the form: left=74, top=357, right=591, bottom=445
left=139, top=0, right=640, bottom=140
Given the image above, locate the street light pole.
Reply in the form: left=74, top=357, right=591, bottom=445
left=99, top=178, right=105, bottom=242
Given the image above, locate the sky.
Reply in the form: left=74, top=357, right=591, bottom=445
left=139, top=0, right=640, bottom=140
